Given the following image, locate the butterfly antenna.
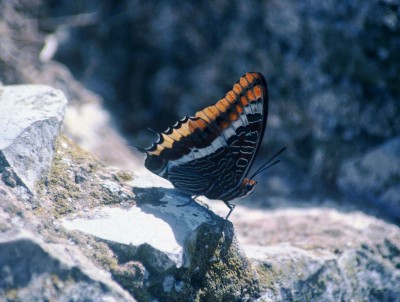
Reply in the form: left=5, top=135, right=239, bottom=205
left=250, top=146, right=286, bottom=179
left=252, top=159, right=281, bottom=177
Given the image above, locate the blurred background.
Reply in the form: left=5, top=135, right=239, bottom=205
left=1, top=0, right=399, bottom=223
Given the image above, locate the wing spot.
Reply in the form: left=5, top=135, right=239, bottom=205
left=245, top=73, right=254, bottom=83
left=253, top=85, right=262, bottom=99
left=162, top=133, right=174, bottom=144
left=233, top=83, right=242, bottom=95
left=247, top=89, right=255, bottom=101
left=204, top=107, right=217, bottom=119
left=229, top=112, right=239, bottom=122
left=240, top=96, right=248, bottom=106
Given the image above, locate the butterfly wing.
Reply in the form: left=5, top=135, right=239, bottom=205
left=145, top=72, right=268, bottom=200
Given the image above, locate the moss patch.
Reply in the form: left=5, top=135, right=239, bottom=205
left=36, top=134, right=135, bottom=217
left=31, top=134, right=144, bottom=298
left=189, top=223, right=259, bottom=301
left=255, top=262, right=278, bottom=293
left=142, top=222, right=260, bottom=302
left=114, top=170, right=134, bottom=182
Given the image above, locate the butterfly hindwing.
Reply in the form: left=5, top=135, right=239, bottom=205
left=145, top=72, right=268, bottom=201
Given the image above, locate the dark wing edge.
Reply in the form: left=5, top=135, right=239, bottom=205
left=243, top=72, right=268, bottom=179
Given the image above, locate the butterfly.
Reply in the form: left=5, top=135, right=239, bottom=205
left=143, top=72, right=284, bottom=219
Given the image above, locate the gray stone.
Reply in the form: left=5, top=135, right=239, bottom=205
left=0, top=229, right=135, bottom=302
left=226, top=207, right=400, bottom=302
left=59, top=173, right=259, bottom=301
left=0, top=85, right=67, bottom=193
left=61, top=196, right=213, bottom=269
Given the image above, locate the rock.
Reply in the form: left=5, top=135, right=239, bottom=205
left=338, top=136, right=400, bottom=221
left=61, top=197, right=213, bottom=269
left=0, top=85, right=67, bottom=193
left=0, top=229, right=136, bottom=302
left=37, top=134, right=136, bottom=215
left=0, top=83, right=400, bottom=301
left=59, top=183, right=259, bottom=301
left=224, top=206, right=400, bottom=302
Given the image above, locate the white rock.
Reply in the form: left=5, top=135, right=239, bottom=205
left=0, top=229, right=135, bottom=302
left=0, top=85, right=67, bottom=192
left=61, top=194, right=212, bottom=268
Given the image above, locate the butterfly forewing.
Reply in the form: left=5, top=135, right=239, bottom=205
left=145, top=72, right=268, bottom=201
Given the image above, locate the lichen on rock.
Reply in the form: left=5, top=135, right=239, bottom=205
left=36, top=134, right=136, bottom=217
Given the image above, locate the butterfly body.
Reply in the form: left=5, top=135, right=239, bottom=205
left=144, top=72, right=268, bottom=208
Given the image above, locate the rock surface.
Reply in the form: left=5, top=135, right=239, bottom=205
left=0, top=229, right=135, bottom=302
left=0, top=85, right=67, bottom=192
left=61, top=198, right=213, bottom=268
left=222, top=206, right=400, bottom=301
left=0, top=84, right=138, bottom=301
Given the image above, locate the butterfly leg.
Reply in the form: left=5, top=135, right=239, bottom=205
left=223, top=201, right=236, bottom=221
left=177, top=195, right=198, bottom=207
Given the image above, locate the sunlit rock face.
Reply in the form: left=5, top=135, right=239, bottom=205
left=0, top=85, right=67, bottom=192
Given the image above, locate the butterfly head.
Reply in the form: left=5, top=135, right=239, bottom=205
left=241, top=178, right=257, bottom=197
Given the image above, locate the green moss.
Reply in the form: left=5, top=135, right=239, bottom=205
left=35, top=134, right=101, bottom=216
left=134, top=222, right=259, bottom=301
left=111, top=262, right=153, bottom=302
left=115, top=171, right=134, bottom=182
left=188, top=223, right=259, bottom=301
left=66, top=231, right=119, bottom=272
left=255, top=263, right=277, bottom=292
left=5, top=289, right=18, bottom=300
left=30, top=134, right=142, bottom=299
left=36, top=134, right=135, bottom=217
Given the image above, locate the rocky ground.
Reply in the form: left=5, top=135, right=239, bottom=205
left=1, top=83, right=399, bottom=301
left=1, top=1, right=400, bottom=301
